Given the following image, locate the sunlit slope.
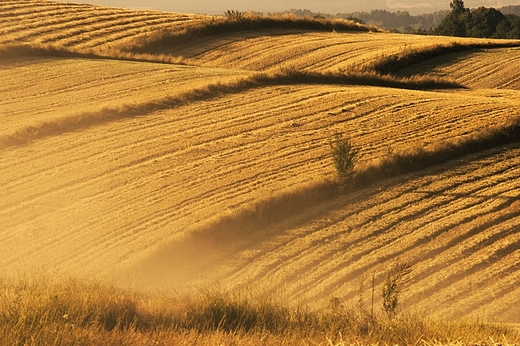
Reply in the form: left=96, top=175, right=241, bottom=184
left=3, top=1, right=518, bottom=79
left=1, top=70, right=519, bottom=278
left=0, top=57, right=252, bottom=140
left=170, top=32, right=504, bottom=73
left=2, top=56, right=519, bottom=150
left=398, top=47, right=520, bottom=90
left=0, top=0, right=207, bottom=49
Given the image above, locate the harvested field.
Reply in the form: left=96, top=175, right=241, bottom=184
left=148, top=31, right=516, bottom=73
left=0, top=0, right=519, bottom=328
left=0, top=57, right=252, bottom=140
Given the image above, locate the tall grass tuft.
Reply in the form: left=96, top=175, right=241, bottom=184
left=224, top=9, right=246, bottom=22
left=381, top=263, right=413, bottom=319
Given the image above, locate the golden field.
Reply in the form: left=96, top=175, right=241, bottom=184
left=1, top=0, right=519, bottom=344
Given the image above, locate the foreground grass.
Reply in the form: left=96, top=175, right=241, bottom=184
left=0, top=275, right=518, bottom=345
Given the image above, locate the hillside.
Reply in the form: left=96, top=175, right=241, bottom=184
left=1, top=0, right=519, bottom=328
left=157, top=143, right=519, bottom=322
left=397, top=47, right=520, bottom=89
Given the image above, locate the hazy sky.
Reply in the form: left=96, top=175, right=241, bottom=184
left=58, top=0, right=520, bottom=15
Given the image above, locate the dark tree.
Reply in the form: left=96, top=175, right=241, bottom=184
left=434, top=0, right=519, bottom=38
left=467, top=7, right=506, bottom=37
left=435, top=0, right=469, bottom=36
left=493, top=14, right=520, bottom=38
left=450, top=0, right=467, bottom=17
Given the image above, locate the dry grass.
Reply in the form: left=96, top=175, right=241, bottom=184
left=259, top=67, right=463, bottom=89
left=1, top=274, right=518, bottom=346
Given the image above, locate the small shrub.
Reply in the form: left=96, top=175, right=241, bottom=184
left=329, top=133, right=359, bottom=185
left=381, top=262, right=413, bottom=319
left=278, top=66, right=309, bottom=82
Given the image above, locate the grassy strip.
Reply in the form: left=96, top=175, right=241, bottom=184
left=0, top=43, right=191, bottom=67
left=127, top=14, right=379, bottom=54
left=354, top=116, right=520, bottom=185
left=0, top=70, right=460, bottom=150
left=364, top=41, right=520, bottom=75
left=1, top=275, right=518, bottom=345
left=259, top=67, right=463, bottom=89
left=0, top=43, right=100, bottom=60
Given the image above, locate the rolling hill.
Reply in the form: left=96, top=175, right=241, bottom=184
left=0, top=0, right=209, bottom=49
left=0, top=0, right=519, bottom=328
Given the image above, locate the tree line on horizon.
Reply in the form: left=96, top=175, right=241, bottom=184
left=434, top=0, right=520, bottom=38
left=252, top=3, right=520, bottom=38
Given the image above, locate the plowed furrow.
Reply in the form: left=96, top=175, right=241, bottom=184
left=322, top=167, right=519, bottom=295
left=2, top=82, right=518, bottom=224
left=3, top=12, right=168, bottom=43
left=403, top=194, right=519, bottom=282
left=0, top=10, right=136, bottom=42
left=38, top=17, right=179, bottom=47
left=410, top=228, right=520, bottom=318
left=0, top=1, right=204, bottom=49
left=177, top=32, right=499, bottom=73
left=247, top=184, right=517, bottom=302
left=231, top=186, right=450, bottom=287
left=0, top=2, right=90, bottom=15
left=2, top=87, right=346, bottom=268
left=0, top=7, right=94, bottom=26
left=0, top=58, right=253, bottom=139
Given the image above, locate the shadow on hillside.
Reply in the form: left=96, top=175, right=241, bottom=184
left=394, top=49, right=479, bottom=78
left=118, top=180, right=344, bottom=289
